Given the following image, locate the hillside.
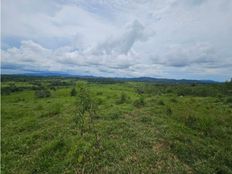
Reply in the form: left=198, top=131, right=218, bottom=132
left=1, top=76, right=232, bottom=173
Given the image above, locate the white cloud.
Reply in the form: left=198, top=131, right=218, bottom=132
left=1, top=0, right=232, bottom=81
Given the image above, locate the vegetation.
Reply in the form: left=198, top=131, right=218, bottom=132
left=35, top=89, right=51, bottom=98
left=1, top=75, right=232, bottom=173
left=133, top=96, right=145, bottom=108
left=70, top=87, right=77, bottom=96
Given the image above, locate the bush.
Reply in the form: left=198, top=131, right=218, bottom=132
left=50, top=86, right=56, bottom=91
left=108, top=111, right=122, bottom=120
left=97, top=98, right=104, bottom=105
left=49, top=103, right=62, bottom=115
left=225, top=97, right=232, bottom=104
left=140, top=116, right=152, bottom=123
left=184, top=114, right=197, bottom=129
left=176, top=85, right=219, bottom=97
left=134, top=96, right=145, bottom=108
left=166, top=107, right=172, bottom=116
left=96, top=91, right=103, bottom=95
left=71, top=87, right=77, bottom=96
left=35, top=89, right=51, bottom=98
left=136, top=88, right=144, bottom=95
left=75, top=82, right=98, bottom=136
left=1, top=83, right=21, bottom=95
left=170, top=98, right=178, bottom=103
left=158, top=100, right=165, bottom=105
left=116, top=93, right=127, bottom=104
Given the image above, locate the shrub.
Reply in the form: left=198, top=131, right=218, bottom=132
left=96, top=91, right=103, bottom=95
left=158, top=100, right=165, bottom=105
left=133, top=96, right=145, bottom=107
left=75, top=83, right=98, bottom=136
left=35, top=89, right=51, bottom=98
left=1, top=83, right=22, bottom=95
left=49, top=103, right=62, bottom=115
left=50, top=86, right=56, bottom=91
left=184, top=114, right=197, bottom=129
left=97, top=98, right=104, bottom=105
left=136, top=88, right=144, bottom=95
left=170, top=98, right=178, bottom=103
left=116, top=93, right=127, bottom=104
left=71, top=87, right=77, bottom=96
left=35, top=104, right=43, bottom=110
left=108, top=111, right=121, bottom=120
left=166, top=107, right=172, bottom=116
left=225, top=97, right=232, bottom=104
left=140, top=116, right=152, bottom=123
left=166, top=88, right=173, bottom=93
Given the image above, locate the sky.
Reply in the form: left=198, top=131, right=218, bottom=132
left=1, top=0, right=232, bottom=81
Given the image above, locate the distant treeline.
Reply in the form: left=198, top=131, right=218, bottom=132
left=134, top=82, right=232, bottom=97
left=1, top=75, right=232, bottom=97
left=1, top=74, right=220, bottom=84
left=1, top=75, right=124, bottom=84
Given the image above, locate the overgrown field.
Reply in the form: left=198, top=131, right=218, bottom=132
left=1, top=76, right=232, bottom=173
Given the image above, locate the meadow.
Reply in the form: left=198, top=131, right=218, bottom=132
left=1, top=76, right=232, bottom=174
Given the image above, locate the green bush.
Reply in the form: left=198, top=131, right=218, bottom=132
left=158, top=100, right=165, bottom=105
left=225, top=97, right=232, bottom=104
left=184, top=114, right=198, bottom=129
left=166, top=107, right=172, bottom=116
left=96, top=98, right=104, bottom=105
left=170, top=98, right=178, bottom=103
left=108, top=111, right=122, bottom=120
left=49, top=103, right=62, bottom=115
left=116, top=93, right=127, bottom=104
left=1, top=83, right=28, bottom=95
left=35, top=89, right=51, bottom=98
left=176, top=85, right=219, bottom=97
left=70, top=87, right=77, bottom=96
left=96, top=91, right=103, bottom=95
left=140, top=116, right=152, bottom=123
left=75, top=82, right=98, bottom=136
left=136, top=88, right=144, bottom=95
left=133, top=96, right=145, bottom=107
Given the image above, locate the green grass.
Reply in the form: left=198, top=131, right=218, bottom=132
left=1, top=80, right=232, bottom=173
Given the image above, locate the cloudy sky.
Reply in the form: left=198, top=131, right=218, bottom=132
left=1, top=0, right=232, bottom=81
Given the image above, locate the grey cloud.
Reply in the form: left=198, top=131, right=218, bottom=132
left=93, top=20, right=150, bottom=55
left=146, top=42, right=219, bottom=68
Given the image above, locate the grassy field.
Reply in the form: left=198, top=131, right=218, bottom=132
left=1, top=77, right=232, bottom=173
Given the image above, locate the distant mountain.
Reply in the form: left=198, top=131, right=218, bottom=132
left=121, top=77, right=218, bottom=84
left=22, top=71, right=73, bottom=77
left=107, top=76, right=216, bottom=84
left=1, top=72, right=219, bottom=84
